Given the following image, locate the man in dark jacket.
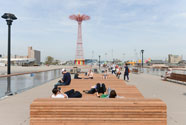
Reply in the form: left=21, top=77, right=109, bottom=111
left=54, top=69, right=71, bottom=88
left=124, top=64, right=129, bottom=81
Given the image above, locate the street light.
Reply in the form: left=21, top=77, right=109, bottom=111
left=2, top=13, right=17, bottom=75
left=2, top=13, right=17, bottom=95
left=141, top=49, right=144, bottom=68
left=99, top=55, right=101, bottom=70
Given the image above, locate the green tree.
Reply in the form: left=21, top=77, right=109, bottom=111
left=45, top=56, right=54, bottom=65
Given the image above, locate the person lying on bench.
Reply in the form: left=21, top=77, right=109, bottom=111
left=83, top=83, right=106, bottom=96
left=54, top=69, right=71, bottom=88
left=99, top=90, right=117, bottom=98
left=51, top=88, right=82, bottom=98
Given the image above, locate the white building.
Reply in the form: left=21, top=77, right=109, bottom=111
left=0, top=46, right=40, bottom=66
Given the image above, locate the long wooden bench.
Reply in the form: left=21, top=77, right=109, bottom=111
left=30, top=74, right=167, bottom=125
left=167, top=73, right=186, bottom=83
left=59, top=78, right=144, bottom=98
left=30, top=98, right=167, bottom=125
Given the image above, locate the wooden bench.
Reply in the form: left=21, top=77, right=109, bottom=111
left=59, top=78, right=144, bottom=99
left=132, top=68, right=139, bottom=74
left=78, top=74, right=118, bottom=80
left=167, top=73, right=186, bottom=83
left=30, top=98, right=167, bottom=125
left=30, top=74, right=167, bottom=125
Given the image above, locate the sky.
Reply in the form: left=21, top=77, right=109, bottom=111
left=0, top=0, right=186, bottom=62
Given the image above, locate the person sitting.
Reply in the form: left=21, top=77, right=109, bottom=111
left=54, top=69, right=71, bottom=88
left=102, top=70, right=108, bottom=79
left=83, top=83, right=106, bottom=96
left=161, top=68, right=172, bottom=81
left=74, top=73, right=82, bottom=79
left=87, top=69, right=94, bottom=79
left=51, top=88, right=82, bottom=98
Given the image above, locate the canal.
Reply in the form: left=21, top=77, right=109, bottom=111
left=0, top=69, right=62, bottom=98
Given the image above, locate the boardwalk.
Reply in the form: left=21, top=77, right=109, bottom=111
left=1, top=72, right=185, bottom=125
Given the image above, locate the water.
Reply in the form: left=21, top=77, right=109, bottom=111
left=138, top=67, right=186, bottom=76
left=0, top=69, right=62, bottom=98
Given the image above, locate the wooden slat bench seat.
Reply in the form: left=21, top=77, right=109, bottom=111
left=78, top=73, right=119, bottom=80
left=167, top=73, right=186, bottom=83
left=30, top=98, right=167, bottom=125
left=30, top=74, right=166, bottom=125
left=132, top=68, right=139, bottom=74
left=59, top=79, right=144, bottom=99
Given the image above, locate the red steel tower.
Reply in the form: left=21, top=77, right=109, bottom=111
left=69, top=14, right=90, bottom=65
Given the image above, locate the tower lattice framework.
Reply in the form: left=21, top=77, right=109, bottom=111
left=69, top=14, right=90, bottom=65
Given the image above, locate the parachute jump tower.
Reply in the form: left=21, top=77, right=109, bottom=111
left=69, top=14, right=90, bottom=65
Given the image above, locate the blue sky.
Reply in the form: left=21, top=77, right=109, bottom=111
left=0, top=0, right=186, bottom=62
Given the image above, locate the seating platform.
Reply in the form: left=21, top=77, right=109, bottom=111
left=30, top=73, right=167, bottom=125
left=167, top=73, right=186, bottom=84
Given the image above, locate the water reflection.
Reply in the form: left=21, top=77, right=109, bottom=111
left=0, top=69, right=62, bottom=98
left=141, top=67, right=186, bottom=76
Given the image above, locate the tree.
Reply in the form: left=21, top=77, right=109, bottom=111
left=45, top=56, right=54, bottom=65
left=53, top=60, right=60, bottom=65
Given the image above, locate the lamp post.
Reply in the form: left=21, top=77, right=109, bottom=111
left=2, top=13, right=17, bottom=95
left=2, top=13, right=17, bottom=75
left=99, top=55, right=101, bottom=70
left=141, top=49, right=144, bottom=68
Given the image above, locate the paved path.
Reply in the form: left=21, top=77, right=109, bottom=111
left=0, top=78, right=58, bottom=125
left=121, top=73, right=186, bottom=125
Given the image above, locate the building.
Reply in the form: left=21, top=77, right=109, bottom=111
left=28, top=47, right=41, bottom=65
left=168, top=54, right=182, bottom=64
left=0, top=46, right=40, bottom=66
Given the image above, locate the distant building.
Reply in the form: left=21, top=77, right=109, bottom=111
left=151, top=60, right=165, bottom=64
left=0, top=46, right=41, bottom=66
left=168, top=54, right=182, bottom=64
left=28, top=47, right=41, bottom=65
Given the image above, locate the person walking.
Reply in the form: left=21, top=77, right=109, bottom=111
left=124, top=64, right=130, bottom=81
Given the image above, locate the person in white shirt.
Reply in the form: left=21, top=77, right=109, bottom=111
left=87, top=69, right=94, bottom=79
left=51, top=88, right=82, bottom=98
left=161, top=68, right=172, bottom=81
left=51, top=88, right=68, bottom=98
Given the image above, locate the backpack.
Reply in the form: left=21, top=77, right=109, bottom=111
left=128, top=68, right=130, bottom=73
